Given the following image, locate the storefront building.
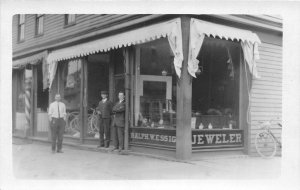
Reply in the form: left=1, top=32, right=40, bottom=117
left=12, top=14, right=282, bottom=160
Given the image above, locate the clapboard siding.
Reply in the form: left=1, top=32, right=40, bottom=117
left=249, top=41, right=282, bottom=156
left=12, top=14, right=155, bottom=54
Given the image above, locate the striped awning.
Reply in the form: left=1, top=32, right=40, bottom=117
left=48, top=18, right=183, bottom=88
left=13, top=51, right=48, bottom=69
left=190, top=19, right=261, bottom=44
left=47, top=18, right=182, bottom=63
left=188, top=18, right=261, bottom=78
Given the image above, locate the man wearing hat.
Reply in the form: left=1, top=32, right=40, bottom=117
left=96, top=90, right=113, bottom=148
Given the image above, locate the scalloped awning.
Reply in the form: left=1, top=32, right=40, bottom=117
left=188, top=18, right=261, bottom=78
left=47, top=18, right=183, bottom=88
left=13, top=51, right=48, bottom=69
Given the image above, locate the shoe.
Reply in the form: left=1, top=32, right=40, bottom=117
left=57, top=150, right=64, bottom=153
left=112, top=148, right=119, bottom=152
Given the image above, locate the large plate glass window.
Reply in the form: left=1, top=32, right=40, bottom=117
left=62, top=60, right=82, bottom=138
left=130, top=38, right=177, bottom=148
left=192, top=37, right=240, bottom=130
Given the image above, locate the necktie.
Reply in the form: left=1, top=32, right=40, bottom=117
left=57, top=102, right=60, bottom=118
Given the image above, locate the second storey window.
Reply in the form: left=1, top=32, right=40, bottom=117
left=65, top=14, right=76, bottom=26
left=36, top=14, right=44, bottom=35
left=18, top=14, right=25, bottom=41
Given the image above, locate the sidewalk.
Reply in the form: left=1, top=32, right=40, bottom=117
left=12, top=141, right=281, bottom=180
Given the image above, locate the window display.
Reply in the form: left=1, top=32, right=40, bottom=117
left=62, top=59, right=82, bottom=137
left=192, top=38, right=240, bottom=130
left=135, top=38, right=177, bottom=129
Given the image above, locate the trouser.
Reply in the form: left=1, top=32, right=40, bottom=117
left=99, top=118, right=111, bottom=147
left=50, top=118, right=65, bottom=151
left=113, top=125, right=124, bottom=150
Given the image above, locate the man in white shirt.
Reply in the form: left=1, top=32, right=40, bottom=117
left=48, top=94, right=66, bottom=153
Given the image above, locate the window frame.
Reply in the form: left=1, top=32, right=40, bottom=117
left=64, top=14, right=76, bottom=27
left=191, top=37, right=242, bottom=130
left=18, top=14, right=25, bottom=42
left=35, top=14, right=44, bottom=37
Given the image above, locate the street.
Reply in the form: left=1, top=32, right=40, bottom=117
left=12, top=141, right=281, bottom=180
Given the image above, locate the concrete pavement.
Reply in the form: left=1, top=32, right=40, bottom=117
left=12, top=141, right=281, bottom=180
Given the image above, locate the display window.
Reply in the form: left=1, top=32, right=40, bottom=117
left=62, top=59, right=82, bottom=137
left=192, top=37, right=240, bottom=130
left=191, top=37, right=244, bottom=149
left=135, top=38, right=177, bottom=129
left=130, top=38, right=177, bottom=148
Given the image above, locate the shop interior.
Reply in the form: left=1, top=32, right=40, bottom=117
left=136, top=38, right=177, bottom=129
left=192, top=37, right=241, bottom=130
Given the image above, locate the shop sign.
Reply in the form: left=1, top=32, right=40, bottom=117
left=129, top=128, right=243, bottom=148
left=130, top=127, right=176, bottom=147
left=192, top=129, right=243, bottom=148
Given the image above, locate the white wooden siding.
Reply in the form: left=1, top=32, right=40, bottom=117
left=250, top=42, right=282, bottom=156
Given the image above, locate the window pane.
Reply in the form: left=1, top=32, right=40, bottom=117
left=19, top=14, right=25, bottom=24
left=37, top=16, right=44, bottom=34
left=113, top=49, right=124, bottom=74
left=63, top=60, right=81, bottom=137
left=136, top=38, right=176, bottom=129
left=67, top=14, right=75, bottom=24
left=19, top=25, right=25, bottom=40
left=192, top=38, right=240, bottom=130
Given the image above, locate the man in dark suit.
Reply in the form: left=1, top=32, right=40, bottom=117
left=96, top=91, right=113, bottom=148
left=111, top=91, right=126, bottom=152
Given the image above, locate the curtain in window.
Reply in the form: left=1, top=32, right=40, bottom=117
left=167, top=20, right=183, bottom=77
left=37, top=16, right=44, bottom=34
left=19, top=14, right=25, bottom=40
left=48, top=61, right=58, bottom=89
left=241, top=41, right=260, bottom=79
left=42, top=58, right=48, bottom=90
left=188, top=24, right=205, bottom=78
left=68, top=14, right=75, bottom=24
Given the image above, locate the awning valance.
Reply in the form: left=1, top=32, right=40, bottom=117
left=188, top=18, right=261, bottom=78
left=48, top=18, right=183, bottom=88
left=13, top=50, right=48, bottom=69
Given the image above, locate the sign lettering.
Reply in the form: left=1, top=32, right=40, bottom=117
left=130, top=128, right=243, bottom=148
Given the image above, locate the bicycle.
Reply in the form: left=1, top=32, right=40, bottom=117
left=255, top=118, right=282, bottom=158
left=87, top=108, right=99, bottom=135
left=65, top=111, right=80, bottom=134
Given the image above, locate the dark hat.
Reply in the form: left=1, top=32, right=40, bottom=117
left=100, top=90, right=108, bottom=95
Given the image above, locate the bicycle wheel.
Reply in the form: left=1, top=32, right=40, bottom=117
left=88, top=115, right=98, bottom=133
left=255, top=131, right=277, bottom=158
left=70, top=117, right=80, bottom=132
